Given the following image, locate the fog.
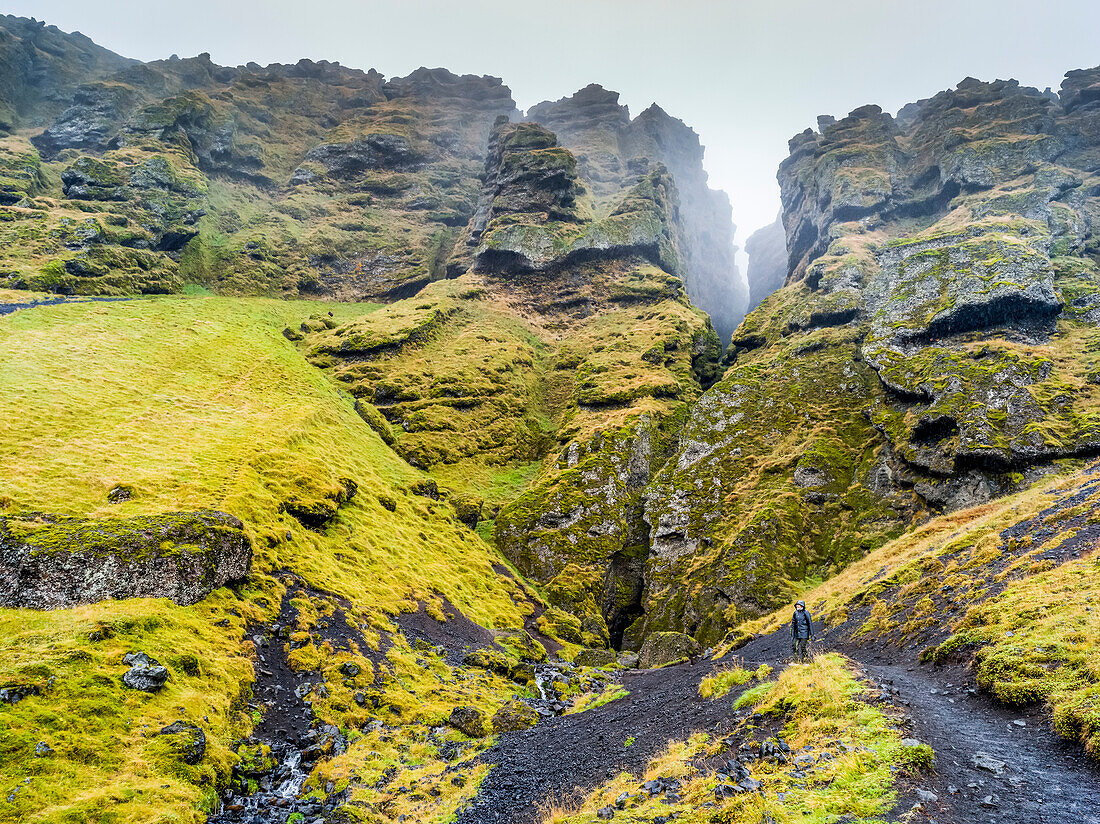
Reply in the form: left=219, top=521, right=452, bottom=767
left=10, top=0, right=1100, bottom=253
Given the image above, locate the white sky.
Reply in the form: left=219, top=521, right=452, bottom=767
left=9, top=0, right=1100, bottom=253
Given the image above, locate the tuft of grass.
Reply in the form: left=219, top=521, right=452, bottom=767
left=544, top=656, right=918, bottom=823
left=698, top=665, right=753, bottom=699
left=733, top=681, right=775, bottom=711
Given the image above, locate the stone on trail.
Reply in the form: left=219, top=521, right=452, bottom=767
left=971, top=751, right=1007, bottom=775
left=637, top=631, right=701, bottom=668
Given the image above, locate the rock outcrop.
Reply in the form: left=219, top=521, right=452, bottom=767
left=459, top=118, right=680, bottom=277
left=528, top=85, right=747, bottom=344
left=639, top=68, right=1100, bottom=644
left=0, top=510, right=251, bottom=608
left=0, top=14, right=136, bottom=133
left=744, top=217, right=787, bottom=312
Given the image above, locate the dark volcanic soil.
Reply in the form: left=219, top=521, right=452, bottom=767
left=454, top=627, right=1100, bottom=824
left=859, top=655, right=1100, bottom=824
left=454, top=657, right=736, bottom=824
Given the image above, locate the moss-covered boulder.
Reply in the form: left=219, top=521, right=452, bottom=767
left=573, top=648, right=618, bottom=668
left=447, top=705, right=487, bottom=738
left=492, top=700, right=540, bottom=732
left=637, top=631, right=700, bottom=668
left=154, top=721, right=207, bottom=765
left=0, top=510, right=251, bottom=609
left=234, top=743, right=275, bottom=777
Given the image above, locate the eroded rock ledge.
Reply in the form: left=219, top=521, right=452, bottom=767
left=0, top=509, right=251, bottom=609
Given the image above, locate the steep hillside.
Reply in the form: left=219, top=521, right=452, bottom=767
left=641, top=69, right=1100, bottom=645
left=0, top=295, right=546, bottom=822
left=295, top=117, right=722, bottom=651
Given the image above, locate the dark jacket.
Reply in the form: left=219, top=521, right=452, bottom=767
left=792, top=607, right=813, bottom=640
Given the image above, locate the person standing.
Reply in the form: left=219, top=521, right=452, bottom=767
left=791, top=600, right=813, bottom=663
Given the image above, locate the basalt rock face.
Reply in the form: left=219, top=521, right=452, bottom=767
left=0, top=14, right=519, bottom=298
left=528, top=85, right=747, bottom=345
left=302, top=108, right=722, bottom=651
left=0, top=510, right=251, bottom=609
left=641, top=69, right=1100, bottom=645
left=458, top=118, right=680, bottom=277
left=745, top=217, right=787, bottom=312
left=0, top=14, right=136, bottom=133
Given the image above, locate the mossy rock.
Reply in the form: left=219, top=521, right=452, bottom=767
left=638, top=631, right=701, bottom=668
left=492, top=700, right=540, bottom=732
left=354, top=398, right=397, bottom=446
left=0, top=510, right=251, bottom=609
left=450, top=493, right=483, bottom=528
left=537, top=606, right=584, bottom=645
left=154, top=721, right=206, bottom=765
left=234, top=743, right=275, bottom=777
left=281, top=496, right=339, bottom=528
left=573, top=648, right=618, bottom=668
left=495, top=630, right=547, bottom=663
left=447, top=705, right=486, bottom=738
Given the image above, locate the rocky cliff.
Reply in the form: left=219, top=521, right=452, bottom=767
left=639, top=69, right=1100, bottom=644
left=744, top=216, right=787, bottom=311
left=300, top=113, right=722, bottom=651
left=4, top=14, right=1100, bottom=823
left=528, top=85, right=748, bottom=344
left=0, top=14, right=136, bottom=133
left=0, top=12, right=744, bottom=660
left=0, top=510, right=251, bottom=609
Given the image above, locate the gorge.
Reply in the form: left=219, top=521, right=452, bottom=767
left=1, top=12, right=1100, bottom=824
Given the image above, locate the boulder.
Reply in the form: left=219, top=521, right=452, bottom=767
left=574, top=648, right=618, bottom=668
left=122, top=652, right=169, bottom=692
left=156, top=721, right=206, bottom=764
left=0, top=510, right=251, bottom=609
left=637, top=631, right=701, bottom=668
left=450, top=494, right=483, bottom=529
left=447, top=705, right=486, bottom=737
left=491, top=700, right=540, bottom=732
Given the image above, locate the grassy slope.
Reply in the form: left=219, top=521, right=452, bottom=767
left=0, top=296, right=531, bottom=823
left=726, top=462, right=1100, bottom=758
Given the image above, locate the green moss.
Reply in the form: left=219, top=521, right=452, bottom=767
left=0, top=296, right=533, bottom=821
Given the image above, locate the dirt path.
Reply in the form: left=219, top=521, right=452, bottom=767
left=859, top=656, right=1100, bottom=823
left=455, top=627, right=1100, bottom=823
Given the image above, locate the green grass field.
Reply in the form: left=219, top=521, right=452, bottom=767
left=0, top=295, right=530, bottom=823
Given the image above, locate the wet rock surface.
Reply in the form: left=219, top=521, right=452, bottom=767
left=207, top=582, right=357, bottom=824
